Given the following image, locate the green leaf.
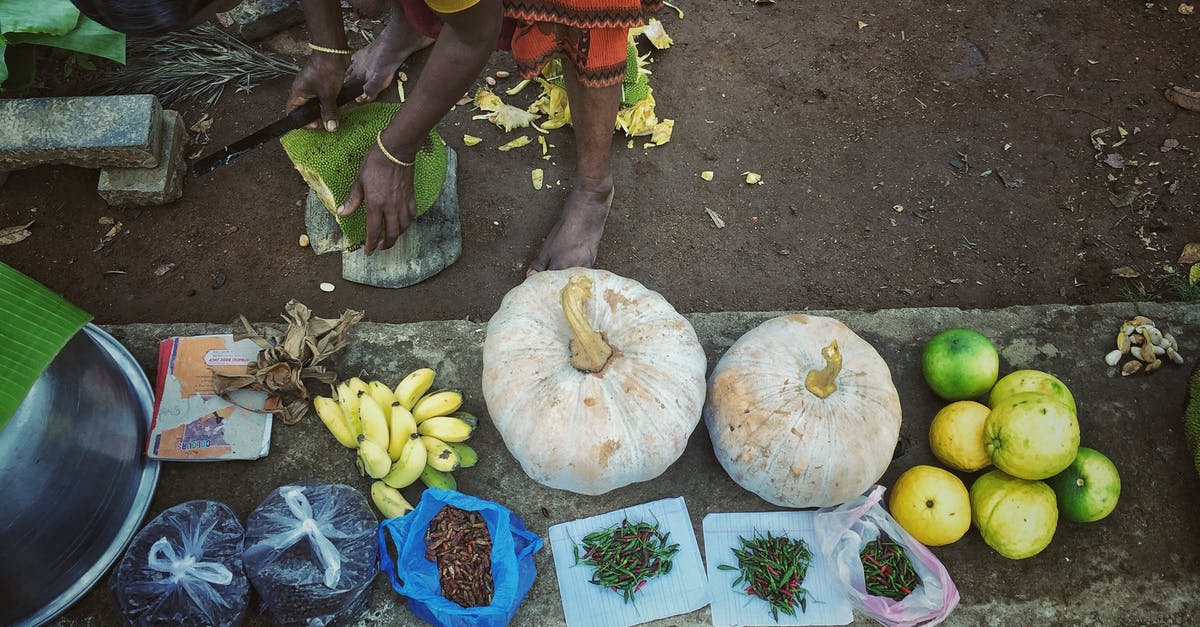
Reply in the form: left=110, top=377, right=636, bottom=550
left=0, top=262, right=93, bottom=432
left=1189, top=264, right=1199, bottom=287
left=0, top=0, right=80, bottom=36
left=6, top=14, right=124, bottom=63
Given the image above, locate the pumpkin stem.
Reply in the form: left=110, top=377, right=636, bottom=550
left=804, top=340, right=842, bottom=398
left=560, top=274, right=613, bottom=372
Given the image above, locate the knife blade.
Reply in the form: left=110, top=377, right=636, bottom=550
left=190, top=82, right=364, bottom=178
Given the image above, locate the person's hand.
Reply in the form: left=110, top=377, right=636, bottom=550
left=286, top=52, right=352, bottom=131
left=339, top=147, right=417, bottom=255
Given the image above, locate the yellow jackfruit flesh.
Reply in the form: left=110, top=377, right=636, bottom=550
left=280, top=103, right=448, bottom=249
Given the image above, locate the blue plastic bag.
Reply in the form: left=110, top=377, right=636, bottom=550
left=378, top=488, right=543, bottom=627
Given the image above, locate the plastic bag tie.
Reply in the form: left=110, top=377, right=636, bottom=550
left=280, top=486, right=344, bottom=588
left=148, top=537, right=234, bottom=586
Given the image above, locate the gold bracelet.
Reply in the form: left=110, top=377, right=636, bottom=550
left=308, top=42, right=352, bottom=55
left=376, top=132, right=415, bottom=167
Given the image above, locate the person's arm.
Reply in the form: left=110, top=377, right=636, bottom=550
left=286, top=0, right=352, bottom=130
left=340, top=0, right=502, bottom=254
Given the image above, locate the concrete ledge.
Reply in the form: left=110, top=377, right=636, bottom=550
left=0, top=95, right=162, bottom=169
left=97, top=110, right=189, bottom=207
left=49, top=302, right=1200, bottom=626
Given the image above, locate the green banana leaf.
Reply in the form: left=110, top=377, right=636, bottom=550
left=0, top=262, right=93, bottom=432
left=5, top=15, right=125, bottom=63
left=0, top=0, right=81, bottom=36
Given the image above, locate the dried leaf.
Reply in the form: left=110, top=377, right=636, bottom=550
left=462, top=134, right=482, bottom=146
left=154, top=262, right=176, bottom=277
left=1112, top=266, right=1141, bottom=278
left=1178, top=242, right=1200, bottom=264
left=532, top=168, right=544, bottom=190
left=0, top=221, right=34, bottom=245
left=1164, top=85, right=1200, bottom=112
left=1109, top=189, right=1139, bottom=207
left=1104, top=153, right=1126, bottom=169
left=498, top=135, right=532, bottom=152
left=705, top=208, right=726, bottom=228
left=189, top=113, right=213, bottom=134
left=1160, top=138, right=1180, bottom=152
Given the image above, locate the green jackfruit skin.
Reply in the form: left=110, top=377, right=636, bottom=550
left=1187, top=362, right=1200, bottom=477
left=620, top=42, right=649, bottom=106
left=279, top=103, right=448, bottom=248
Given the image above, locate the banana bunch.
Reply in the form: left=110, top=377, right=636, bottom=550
left=311, top=368, right=481, bottom=519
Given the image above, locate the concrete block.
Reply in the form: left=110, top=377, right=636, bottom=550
left=0, top=95, right=162, bottom=169
left=97, top=110, right=189, bottom=207
left=216, top=0, right=304, bottom=42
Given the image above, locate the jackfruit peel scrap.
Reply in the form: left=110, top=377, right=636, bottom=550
left=463, top=134, right=483, bottom=146
left=473, top=104, right=539, bottom=132
left=474, top=88, right=503, bottom=111
left=649, top=119, right=674, bottom=145
left=529, top=78, right=571, bottom=129
left=532, top=168, right=544, bottom=189
left=498, top=135, right=532, bottom=151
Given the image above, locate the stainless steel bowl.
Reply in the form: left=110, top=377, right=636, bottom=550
left=0, top=324, right=159, bottom=626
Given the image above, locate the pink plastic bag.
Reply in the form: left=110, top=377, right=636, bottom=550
left=815, top=485, right=959, bottom=627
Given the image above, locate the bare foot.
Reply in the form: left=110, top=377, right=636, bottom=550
left=347, top=13, right=434, bottom=102
left=527, top=180, right=614, bottom=274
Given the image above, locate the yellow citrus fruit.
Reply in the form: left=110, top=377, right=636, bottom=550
left=987, top=369, right=1076, bottom=415
left=970, top=469, right=1058, bottom=559
left=888, top=465, right=971, bottom=546
left=985, top=392, right=1079, bottom=480
left=929, top=400, right=993, bottom=472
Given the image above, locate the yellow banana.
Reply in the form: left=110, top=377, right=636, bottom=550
left=446, top=442, right=478, bottom=468
left=336, top=384, right=363, bottom=438
left=347, top=377, right=371, bottom=397
left=394, top=367, right=436, bottom=410
left=357, top=436, right=392, bottom=479
left=416, top=415, right=475, bottom=443
left=382, top=433, right=427, bottom=489
left=368, top=380, right=399, bottom=411
left=313, top=396, right=357, bottom=448
left=421, top=435, right=460, bottom=472
left=359, top=395, right=390, bottom=449
left=412, top=389, right=463, bottom=423
left=387, top=403, right=418, bottom=460
left=420, top=464, right=457, bottom=491
left=370, top=481, right=414, bottom=518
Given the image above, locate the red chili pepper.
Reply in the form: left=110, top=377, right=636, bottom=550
left=900, top=585, right=911, bottom=595
left=635, top=580, right=647, bottom=592
left=863, top=554, right=880, bottom=567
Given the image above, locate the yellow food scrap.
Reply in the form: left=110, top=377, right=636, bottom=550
left=649, top=119, right=674, bottom=145
left=639, top=19, right=673, bottom=49
left=743, top=171, right=763, bottom=185
left=528, top=78, right=572, bottom=130
left=627, top=139, right=635, bottom=149
left=463, top=134, right=483, bottom=146
left=474, top=88, right=503, bottom=111
left=615, top=93, right=658, bottom=136
left=532, top=168, right=544, bottom=190
left=498, top=135, right=532, bottom=152
left=662, top=0, right=684, bottom=18
left=505, top=79, right=531, bottom=96
left=700, top=171, right=714, bottom=181
left=537, top=135, right=549, bottom=156
left=472, top=88, right=539, bottom=131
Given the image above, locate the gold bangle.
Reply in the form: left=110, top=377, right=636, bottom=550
left=308, top=42, right=352, bottom=55
left=376, top=132, right=415, bottom=167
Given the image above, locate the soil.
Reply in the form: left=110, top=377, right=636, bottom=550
left=1, top=1, right=1198, bottom=325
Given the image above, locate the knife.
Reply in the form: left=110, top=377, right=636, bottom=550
left=190, top=81, right=364, bottom=178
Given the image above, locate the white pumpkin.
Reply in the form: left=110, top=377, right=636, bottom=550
left=704, top=314, right=902, bottom=507
left=481, top=269, right=707, bottom=495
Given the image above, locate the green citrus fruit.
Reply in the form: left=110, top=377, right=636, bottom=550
left=988, top=369, right=1076, bottom=415
left=1046, top=447, right=1120, bottom=522
left=970, top=469, right=1058, bottom=559
left=921, top=329, right=1000, bottom=401
left=888, top=465, right=972, bottom=546
left=929, top=400, right=993, bottom=472
left=985, top=391, right=1079, bottom=480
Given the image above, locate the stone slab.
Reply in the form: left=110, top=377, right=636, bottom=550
left=340, top=148, right=462, bottom=288
left=216, top=0, right=305, bottom=42
left=41, top=301, right=1200, bottom=626
left=0, top=95, right=162, bottom=169
left=96, top=110, right=188, bottom=207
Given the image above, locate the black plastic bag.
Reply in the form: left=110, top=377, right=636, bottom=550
left=242, top=482, right=378, bottom=626
left=111, top=500, right=249, bottom=626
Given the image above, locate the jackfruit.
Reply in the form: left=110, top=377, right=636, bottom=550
left=1187, top=362, right=1200, bottom=476
left=279, top=103, right=448, bottom=249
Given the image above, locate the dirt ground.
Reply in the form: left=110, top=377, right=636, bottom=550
left=1, top=1, right=1198, bottom=325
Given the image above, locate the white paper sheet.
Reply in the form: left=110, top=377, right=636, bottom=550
left=549, top=497, right=711, bottom=627
left=704, top=512, right=854, bottom=627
